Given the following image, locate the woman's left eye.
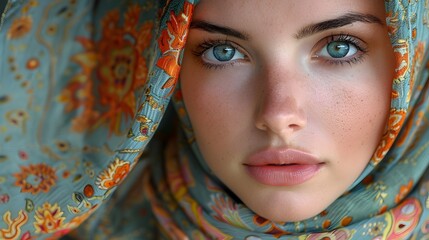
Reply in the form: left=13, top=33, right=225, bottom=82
left=319, top=41, right=357, bottom=59
left=200, top=43, right=246, bottom=65
left=313, top=35, right=367, bottom=65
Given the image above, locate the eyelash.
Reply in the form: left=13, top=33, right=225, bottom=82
left=191, top=34, right=368, bottom=69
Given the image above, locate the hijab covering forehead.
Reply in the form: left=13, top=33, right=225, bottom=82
left=1, top=0, right=429, bottom=239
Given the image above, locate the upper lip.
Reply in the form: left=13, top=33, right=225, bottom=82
left=244, top=147, right=323, bottom=166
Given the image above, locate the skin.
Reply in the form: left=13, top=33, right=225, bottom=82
left=180, top=0, right=395, bottom=222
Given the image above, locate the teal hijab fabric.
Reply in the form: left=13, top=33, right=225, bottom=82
left=1, top=0, right=429, bottom=239
left=0, top=0, right=193, bottom=238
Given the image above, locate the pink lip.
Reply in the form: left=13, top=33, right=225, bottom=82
left=244, top=148, right=324, bottom=186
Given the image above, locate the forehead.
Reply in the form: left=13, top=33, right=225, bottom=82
left=193, top=0, right=386, bottom=35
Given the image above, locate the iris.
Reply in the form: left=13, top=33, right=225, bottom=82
left=327, top=41, right=350, bottom=58
left=213, top=44, right=236, bottom=61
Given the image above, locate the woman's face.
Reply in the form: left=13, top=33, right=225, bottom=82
left=180, top=0, right=394, bottom=222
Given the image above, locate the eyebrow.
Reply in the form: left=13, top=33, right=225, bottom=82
left=295, top=12, right=384, bottom=39
left=190, top=12, right=383, bottom=41
left=190, top=20, right=249, bottom=40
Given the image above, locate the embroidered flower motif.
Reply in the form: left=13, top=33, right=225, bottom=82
left=59, top=5, right=153, bottom=134
left=13, top=164, right=57, bottom=194
left=157, top=2, right=193, bottom=95
left=96, top=158, right=130, bottom=190
left=395, top=180, right=414, bottom=203
left=33, top=203, right=65, bottom=234
left=7, top=16, right=33, bottom=39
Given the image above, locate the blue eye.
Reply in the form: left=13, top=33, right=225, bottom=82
left=213, top=44, right=236, bottom=61
left=202, top=43, right=246, bottom=64
left=312, top=35, right=368, bottom=65
left=320, top=41, right=357, bottom=59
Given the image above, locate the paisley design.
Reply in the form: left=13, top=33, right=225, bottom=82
left=96, top=158, right=131, bottom=190
left=302, top=229, right=355, bottom=240
left=384, top=198, right=422, bottom=239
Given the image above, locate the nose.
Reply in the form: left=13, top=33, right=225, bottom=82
left=255, top=67, right=307, bottom=139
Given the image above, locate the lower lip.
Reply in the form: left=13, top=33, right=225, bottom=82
left=245, top=164, right=322, bottom=186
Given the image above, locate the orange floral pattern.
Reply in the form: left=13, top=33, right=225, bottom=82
left=33, top=203, right=65, bottom=234
left=0, top=211, right=28, bottom=240
left=252, top=215, right=291, bottom=238
left=96, top=158, right=131, bottom=190
left=62, top=205, right=99, bottom=232
left=372, top=109, right=407, bottom=164
left=395, top=180, right=414, bottom=203
left=157, top=2, right=193, bottom=94
left=13, top=164, right=57, bottom=195
left=407, top=42, right=425, bottom=102
left=7, top=16, right=32, bottom=39
left=392, top=40, right=409, bottom=83
left=59, top=5, right=154, bottom=134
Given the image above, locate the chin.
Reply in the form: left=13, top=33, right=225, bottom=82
left=240, top=189, right=332, bottom=223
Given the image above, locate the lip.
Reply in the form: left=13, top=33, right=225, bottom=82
left=244, top=148, right=324, bottom=186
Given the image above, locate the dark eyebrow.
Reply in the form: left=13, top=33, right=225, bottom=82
left=190, top=20, right=249, bottom=40
left=295, top=12, right=384, bottom=39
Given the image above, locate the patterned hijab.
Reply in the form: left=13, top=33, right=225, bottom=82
left=1, top=0, right=429, bottom=239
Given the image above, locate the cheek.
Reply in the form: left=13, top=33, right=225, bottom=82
left=313, top=38, right=394, bottom=147
left=180, top=68, right=249, bottom=154
left=318, top=75, right=391, bottom=157
left=181, top=53, right=255, bottom=142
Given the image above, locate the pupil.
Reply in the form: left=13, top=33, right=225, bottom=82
left=327, top=41, right=349, bottom=58
left=213, top=44, right=235, bottom=61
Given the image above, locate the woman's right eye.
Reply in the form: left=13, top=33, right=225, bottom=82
left=199, top=43, right=247, bottom=66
